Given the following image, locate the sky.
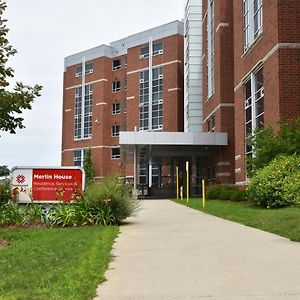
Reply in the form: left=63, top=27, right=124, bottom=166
left=0, top=0, right=186, bottom=169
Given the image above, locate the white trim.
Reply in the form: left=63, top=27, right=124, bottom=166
left=235, top=168, right=241, bottom=174
left=202, top=103, right=234, bottom=123
left=235, top=155, right=241, bottom=161
left=217, top=161, right=230, bottom=166
left=235, top=180, right=249, bottom=186
left=96, top=102, right=107, bottom=106
left=64, top=109, right=72, bottom=112
left=126, top=96, right=135, bottom=100
left=127, top=60, right=182, bottom=75
left=216, top=23, right=229, bottom=32
left=168, top=87, right=182, bottom=92
left=65, top=78, right=108, bottom=90
left=63, top=145, right=116, bottom=153
left=235, top=43, right=300, bottom=92
left=216, top=172, right=231, bottom=177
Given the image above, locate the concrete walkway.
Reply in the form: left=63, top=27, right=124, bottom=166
left=94, top=200, right=300, bottom=300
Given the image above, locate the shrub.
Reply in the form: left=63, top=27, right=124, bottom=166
left=0, top=204, right=22, bottom=226
left=247, top=155, right=300, bottom=208
left=206, top=184, right=235, bottom=200
left=229, top=190, right=246, bottom=202
left=0, top=181, right=11, bottom=206
left=84, top=177, right=139, bottom=224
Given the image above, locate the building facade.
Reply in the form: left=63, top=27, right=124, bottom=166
left=202, top=0, right=300, bottom=186
left=62, top=21, right=185, bottom=183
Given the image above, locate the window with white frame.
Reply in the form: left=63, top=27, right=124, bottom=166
left=207, top=0, right=215, bottom=98
left=140, top=46, right=149, bottom=58
left=74, top=84, right=93, bottom=140
left=111, top=147, right=120, bottom=159
left=243, top=0, right=263, bottom=51
left=244, top=67, right=264, bottom=157
left=76, top=63, right=93, bottom=77
left=153, top=42, right=163, bottom=56
left=112, top=59, right=121, bottom=70
left=112, top=80, right=121, bottom=92
left=73, top=149, right=86, bottom=167
left=112, top=102, right=121, bottom=115
left=112, top=125, right=120, bottom=137
left=139, top=66, right=163, bottom=130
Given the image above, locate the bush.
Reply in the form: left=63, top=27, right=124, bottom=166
left=229, top=190, right=246, bottom=202
left=206, top=184, right=235, bottom=200
left=84, top=177, right=138, bottom=223
left=0, top=181, right=11, bottom=206
left=247, top=155, right=300, bottom=208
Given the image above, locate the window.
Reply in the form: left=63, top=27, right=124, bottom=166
left=140, top=46, right=149, bottom=58
left=124, top=99, right=127, bottom=113
left=211, top=113, right=216, bottom=131
left=112, top=80, right=121, bottom=92
left=76, top=63, right=93, bottom=77
left=124, top=77, right=127, bottom=90
left=139, top=66, right=163, bottom=130
left=124, top=56, right=128, bottom=66
left=73, top=149, right=86, bottom=167
left=85, top=63, right=93, bottom=75
left=112, top=102, right=121, bottom=115
left=140, top=42, right=163, bottom=59
left=243, top=0, right=263, bottom=50
left=112, top=125, right=120, bottom=137
left=207, top=119, right=211, bottom=132
left=111, top=147, right=120, bottom=159
left=74, top=84, right=93, bottom=140
left=112, top=59, right=121, bottom=70
left=244, top=67, right=264, bottom=157
left=207, top=0, right=215, bottom=98
left=153, top=42, right=163, bottom=56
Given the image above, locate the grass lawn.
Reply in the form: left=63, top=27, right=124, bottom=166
left=174, top=198, right=300, bottom=242
left=0, top=226, right=119, bottom=300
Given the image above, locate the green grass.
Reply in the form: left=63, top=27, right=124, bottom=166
left=174, top=198, right=300, bottom=242
left=0, top=226, right=119, bottom=300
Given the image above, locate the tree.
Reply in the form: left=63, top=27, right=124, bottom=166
left=247, top=118, right=300, bottom=175
left=0, top=165, right=9, bottom=176
left=0, top=1, right=42, bottom=134
left=83, top=148, right=95, bottom=186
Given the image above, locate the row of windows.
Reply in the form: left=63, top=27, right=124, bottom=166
left=74, top=42, right=163, bottom=78
left=74, top=147, right=120, bottom=166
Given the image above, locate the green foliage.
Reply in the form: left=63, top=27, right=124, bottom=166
left=247, top=155, right=300, bottom=208
left=0, top=204, right=22, bottom=226
left=84, top=177, right=139, bottom=224
left=247, top=118, right=300, bottom=175
left=206, top=184, right=245, bottom=201
left=0, top=165, right=9, bottom=176
left=0, top=180, right=10, bottom=206
left=83, top=148, right=95, bottom=186
left=0, top=1, right=42, bottom=134
left=0, top=226, right=119, bottom=299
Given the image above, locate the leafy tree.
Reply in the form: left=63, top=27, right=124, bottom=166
left=83, top=148, right=95, bottom=186
left=0, top=1, right=42, bottom=134
left=247, top=118, right=300, bottom=175
left=0, top=165, right=9, bottom=176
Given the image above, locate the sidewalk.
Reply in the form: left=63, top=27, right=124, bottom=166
left=94, top=200, right=300, bottom=300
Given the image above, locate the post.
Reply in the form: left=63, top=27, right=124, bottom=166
left=202, top=179, right=206, bottom=208
left=180, top=186, right=183, bottom=201
left=186, top=161, right=189, bottom=203
left=176, top=166, right=179, bottom=200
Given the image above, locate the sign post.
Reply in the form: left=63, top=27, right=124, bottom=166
left=202, top=179, right=206, bottom=208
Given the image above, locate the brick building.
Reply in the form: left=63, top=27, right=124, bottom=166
left=62, top=21, right=185, bottom=185
left=202, top=0, right=300, bottom=185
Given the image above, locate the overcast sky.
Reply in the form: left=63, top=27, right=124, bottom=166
left=0, top=0, right=186, bottom=169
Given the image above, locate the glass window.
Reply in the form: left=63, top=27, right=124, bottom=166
left=112, top=59, right=121, bottom=70
left=112, top=80, right=121, bottom=92
left=140, top=46, right=149, bottom=58
left=76, top=65, right=82, bottom=77
left=153, top=42, right=163, bottom=56
left=73, top=149, right=86, bottom=167
left=111, top=148, right=120, bottom=159
left=112, top=102, right=121, bottom=115
left=85, top=63, right=93, bottom=75
left=207, top=0, right=215, bottom=98
left=112, top=125, right=120, bottom=137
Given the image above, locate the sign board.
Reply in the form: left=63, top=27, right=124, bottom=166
left=11, top=167, right=85, bottom=203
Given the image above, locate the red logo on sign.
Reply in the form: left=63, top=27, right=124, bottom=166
left=16, top=174, right=26, bottom=184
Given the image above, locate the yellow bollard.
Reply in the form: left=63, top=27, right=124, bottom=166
left=176, top=166, right=179, bottom=200
left=186, top=161, right=189, bottom=203
left=202, top=179, right=206, bottom=208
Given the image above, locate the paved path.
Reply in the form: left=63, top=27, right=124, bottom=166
left=94, top=200, right=300, bottom=300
